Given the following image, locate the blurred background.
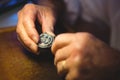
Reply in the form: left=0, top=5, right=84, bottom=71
left=0, top=0, right=32, bottom=28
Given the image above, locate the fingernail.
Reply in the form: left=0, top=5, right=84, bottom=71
left=47, top=32, right=55, bottom=36
left=36, top=49, right=40, bottom=55
left=30, top=44, right=38, bottom=55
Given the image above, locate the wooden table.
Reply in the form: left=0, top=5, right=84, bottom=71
left=0, top=27, right=60, bottom=80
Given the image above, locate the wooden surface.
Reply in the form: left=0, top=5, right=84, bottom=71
left=0, top=27, right=60, bottom=80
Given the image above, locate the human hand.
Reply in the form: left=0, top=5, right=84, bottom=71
left=52, top=33, right=120, bottom=80
left=16, top=3, right=56, bottom=53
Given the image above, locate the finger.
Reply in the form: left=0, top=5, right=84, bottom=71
left=57, top=58, right=80, bottom=79
left=51, top=33, right=74, bottom=53
left=65, top=57, right=81, bottom=80
left=22, top=8, right=39, bottom=43
left=17, top=20, right=38, bottom=53
left=54, top=45, right=74, bottom=65
left=17, top=34, right=34, bottom=53
left=37, top=7, right=55, bottom=36
left=57, top=60, right=68, bottom=77
left=65, top=68, right=80, bottom=80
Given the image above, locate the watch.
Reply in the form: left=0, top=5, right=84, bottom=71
left=38, top=33, right=55, bottom=48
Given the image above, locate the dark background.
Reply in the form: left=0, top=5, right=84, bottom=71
left=0, top=0, right=31, bottom=14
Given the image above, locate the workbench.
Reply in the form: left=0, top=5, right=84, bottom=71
left=0, top=27, right=60, bottom=80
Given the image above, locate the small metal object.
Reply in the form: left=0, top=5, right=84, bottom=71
left=38, top=33, right=55, bottom=48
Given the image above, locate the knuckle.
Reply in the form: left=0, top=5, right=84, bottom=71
left=22, top=4, right=36, bottom=15
left=16, top=23, right=23, bottom=35
left=54, top=52, right=60, bottom=65
left=24, top=3, right=35, bottom=9
left=55, top=51, right=60, bottom=59
left=23, top=18, right=28, bottom=25
left=83, top=32, right=93, bottom=38
left=54, top=34, right=63, bottom=42
left=75, top=32, right=95, bottom=45
left=16, top=27, right=20, bottom=34
left=24, top=39, right=31, bottom=47
left=71, top=41, right=85, bottom=54
left=17, top=10, right=21, bottom=17
left=73, top=43, right=81, bottom=51
left=76, top=32, right=93, bottom=39
left=28, top=33, right=35, bottom=39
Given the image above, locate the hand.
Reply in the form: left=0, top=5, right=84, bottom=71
left=16, top=3, right=56, bottom=53
left=52, top=32, right=120, bottom=80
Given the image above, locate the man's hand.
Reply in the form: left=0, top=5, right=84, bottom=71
left=16, top=3, right=56, bottom=53
left=52, top=33, right=120, bottom=80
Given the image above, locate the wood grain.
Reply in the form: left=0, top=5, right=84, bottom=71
left=0, top=27, right=60, bottom=80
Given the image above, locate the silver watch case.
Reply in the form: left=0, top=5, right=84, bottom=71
left=38, top=33, right=55, bottom=48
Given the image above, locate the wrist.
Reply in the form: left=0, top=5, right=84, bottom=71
left=32, top=0, right=65, bottom=19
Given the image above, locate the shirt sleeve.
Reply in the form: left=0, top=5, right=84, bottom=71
left=80, top=0, right=120, bottom=50
left=107, top=0, right=120, bottom=50
left=64, top=0, right=109, bottom=24
left=80, top=0, right=109, bottom=23
left=64, top=0, right=81, bottom=24
left=64, top=0, right=120, bottom=50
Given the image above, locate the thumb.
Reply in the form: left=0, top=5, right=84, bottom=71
left=38, top=9, right=56, bottom=36
left=42, top=15, right=55, bottom=36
